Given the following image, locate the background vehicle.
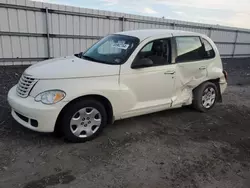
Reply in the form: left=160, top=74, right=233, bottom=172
left=8, top=29, right=227, bottom=142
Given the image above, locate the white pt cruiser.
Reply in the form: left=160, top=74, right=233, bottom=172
left=8, top=29, right=227, bottom=142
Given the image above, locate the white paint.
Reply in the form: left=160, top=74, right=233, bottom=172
left=8, top=30, right=227, bottom=133
left=24, top=56, right=120, bottom=79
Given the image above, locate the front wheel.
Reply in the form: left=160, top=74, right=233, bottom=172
left=192, top=82, right=219, bottom=112
left=60, top=99, right=107, bottom=142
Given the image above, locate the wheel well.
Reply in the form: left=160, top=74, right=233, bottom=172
left=55, top=95, right=114, bottom=133
left=209, top=78, right=222, bottom=102
left=193, top=78, right=222, bottom=102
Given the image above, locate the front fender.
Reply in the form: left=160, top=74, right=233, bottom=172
left=29, top=76, right=123, bottom=117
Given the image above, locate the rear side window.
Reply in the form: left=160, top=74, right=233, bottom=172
left=175, top=36, right=204, bottom=63
left=202, top=38, right=215, bottom=59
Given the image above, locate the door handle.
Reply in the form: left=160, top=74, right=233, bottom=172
left=199, top=66, right=206, bottom=70
left=164, top=71, right=175, bottom=75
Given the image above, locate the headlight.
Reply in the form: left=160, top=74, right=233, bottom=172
left=35, top=90, right=66, bottom=104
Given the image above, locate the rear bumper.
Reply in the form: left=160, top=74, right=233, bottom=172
left=220, top=82, right=227, bottom=94
left=8, top=85, right=66, bottom=132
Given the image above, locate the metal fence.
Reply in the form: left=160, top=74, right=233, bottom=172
left=0, top=0, right=250, bottom=66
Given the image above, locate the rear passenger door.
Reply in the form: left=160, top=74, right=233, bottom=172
left=173, top=36, right=215, bottom=89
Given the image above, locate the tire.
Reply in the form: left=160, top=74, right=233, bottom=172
left=192, top=82, right=219, bottom=112
left=60, top=99, right=107, bottom=143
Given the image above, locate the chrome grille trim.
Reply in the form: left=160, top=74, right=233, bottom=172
left=16, top=74, right=38, bottom=98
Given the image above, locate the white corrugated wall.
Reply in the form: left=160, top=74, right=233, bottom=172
left=0, top=0, right=250, bottom=66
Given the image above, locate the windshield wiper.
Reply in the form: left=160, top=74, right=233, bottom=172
left=82, top=55, right=109, bottom=64
left=81, top=55, right=97, bottom=62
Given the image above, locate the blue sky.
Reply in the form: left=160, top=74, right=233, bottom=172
left=35, top=0, right=250, bottom=29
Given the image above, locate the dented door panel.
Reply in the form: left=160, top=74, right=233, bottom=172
left=170, top=34, right=225, bottom=107
left=171, top=59, right=211, bottom=107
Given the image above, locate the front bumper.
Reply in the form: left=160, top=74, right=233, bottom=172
left=8, top=85, right=66, bottom=132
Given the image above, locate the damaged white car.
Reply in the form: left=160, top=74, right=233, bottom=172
left=8, top=29, right=227, bottom=142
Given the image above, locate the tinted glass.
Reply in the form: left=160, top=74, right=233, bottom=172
left=134, top=38, right=171, bottom=67
left=141, top=42, right=153, bottom=52
left=81, top=35, right=140, bottom=64
left=176, top=37, right=204, bottom=63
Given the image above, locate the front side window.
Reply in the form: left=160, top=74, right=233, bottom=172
left=202, top=38, right=215, bottom=59
left=133, top=38, right=171, bottom=67
left=175, top=36, right=204, bottom=63
left=141, top=42, right=153, bottom=52
left=80, top=35, right=140, bottom=64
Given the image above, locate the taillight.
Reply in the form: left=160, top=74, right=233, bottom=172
left=223, top=70, right=228, bottom=81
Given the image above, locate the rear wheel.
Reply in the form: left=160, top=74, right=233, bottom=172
left=192, top=82, right=218, bottom=112
left=61, top=99, right=107, bottom=142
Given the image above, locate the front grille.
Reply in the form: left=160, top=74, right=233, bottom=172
left=16, top=74, right=38, bottom=98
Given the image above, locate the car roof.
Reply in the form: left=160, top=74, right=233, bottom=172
left=116, top=29, right=204, bottom=41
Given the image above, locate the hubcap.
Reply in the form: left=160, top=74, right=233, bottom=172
left=202, top=87, right=216, bottom=109
left=70, top=107, right=102, bottom=138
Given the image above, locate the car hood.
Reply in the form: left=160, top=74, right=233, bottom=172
left=24, top=56, right=120, bottom=79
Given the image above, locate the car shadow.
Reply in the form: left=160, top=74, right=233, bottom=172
left=0, top=108, right=64, bottom=146
left=0, top=105, right=193, bottom=145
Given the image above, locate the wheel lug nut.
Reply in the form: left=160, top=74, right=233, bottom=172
left=81, top=122, right=84, bottom=125
left=88, top=121, right=91, bottom=124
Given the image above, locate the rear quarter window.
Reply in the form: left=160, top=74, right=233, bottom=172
left=202, top=38, right=215, bottom=59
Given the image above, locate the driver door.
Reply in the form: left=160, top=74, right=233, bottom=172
left=120, top=38, right=176, bottom=118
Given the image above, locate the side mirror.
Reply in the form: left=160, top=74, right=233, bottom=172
left=131, top=58, right=153, bottom=69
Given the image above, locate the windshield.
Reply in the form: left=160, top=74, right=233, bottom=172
left=79, top=34, right=140, bottom=64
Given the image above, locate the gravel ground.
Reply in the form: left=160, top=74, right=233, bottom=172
left=0, top=58, right=250, bottom=188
